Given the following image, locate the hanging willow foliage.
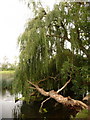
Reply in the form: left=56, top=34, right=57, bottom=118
left=13, top=2, right=90, bottom=101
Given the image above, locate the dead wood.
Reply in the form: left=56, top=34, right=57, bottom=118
left=28, top=81, right=49, bottom=96
left=57, top=78, right=71, bottom=93
left=28, top=80, right=88, bottom=116
left=39, top=78, right=71, bottom=110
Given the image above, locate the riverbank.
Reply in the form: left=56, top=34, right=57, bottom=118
left=0, top=70, right=15, bottom=74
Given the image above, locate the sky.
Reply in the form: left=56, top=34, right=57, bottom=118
left=0, top=0, right=32, bottom=63
left=0, top=0, right=56, bottom=64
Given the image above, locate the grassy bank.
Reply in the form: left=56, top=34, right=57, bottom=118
left=0, top=70, right=15, bottom=81
left=0, top=70, right=15, bottom=74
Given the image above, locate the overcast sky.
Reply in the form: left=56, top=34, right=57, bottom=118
left=0, top=0, right=56, bottom=63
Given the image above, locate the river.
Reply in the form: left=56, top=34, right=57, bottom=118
left=0, top=90, right=22, bottom=119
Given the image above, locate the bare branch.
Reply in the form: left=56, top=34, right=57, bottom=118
left=28, top=81, right=49, bottom=96
left=37, top=75, right=59, bottom=84
left=40, top=97, right=51, bottom=110
left=57, top=78, right=71, bottom=93
left=30, top=92, right=36, bottom=96
left=29, top=86, right=36, bottom=89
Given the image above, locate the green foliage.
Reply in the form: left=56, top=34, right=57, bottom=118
left=39, top=107, right=48, bottom=113
left=75, top=109, right=88, bottom=119
left=13, top=2, right=90, bottom=101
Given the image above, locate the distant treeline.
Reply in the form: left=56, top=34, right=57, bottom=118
left=0, top=56, right=18, bottom=71
left=0, top=63, right=16, bottom=71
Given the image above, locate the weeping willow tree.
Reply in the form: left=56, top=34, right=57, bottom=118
left=13, top=1, right=90, bottom=102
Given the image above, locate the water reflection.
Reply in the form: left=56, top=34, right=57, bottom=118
left=0, top=89, right=42, bottom=119
left=13, top=102, right=43, bottom=119
left=13, top=100, right=22, bottom=118
left=0, top=89, right=22, bottom=119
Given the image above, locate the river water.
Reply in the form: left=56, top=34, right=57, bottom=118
left=0, top=90, right=22, bottom=119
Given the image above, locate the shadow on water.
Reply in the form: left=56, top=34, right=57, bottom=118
left=13, top=100, right=71, bottom=120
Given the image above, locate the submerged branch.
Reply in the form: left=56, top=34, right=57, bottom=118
left=39, top=97, right=51, bottom=113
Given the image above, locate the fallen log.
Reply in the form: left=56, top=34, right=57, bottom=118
left=28, top=80, right=88, bottom=117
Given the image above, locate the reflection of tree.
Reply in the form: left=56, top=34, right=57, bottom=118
left=13, top=101, right=22, bottom=119
left=13, top=101, right=41, bottom=119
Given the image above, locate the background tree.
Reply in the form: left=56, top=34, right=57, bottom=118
left=13, top=2, right=90, bottom=101
left=1, top=56, right=9, bottom=70
left=1, top=56, right=18, bottom=71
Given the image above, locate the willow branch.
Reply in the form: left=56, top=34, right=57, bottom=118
left=30, top=92, right=36, bottom=96
left=37, top=74, right=59, bottom=84
left=29, top=86, right=36, bottom=89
